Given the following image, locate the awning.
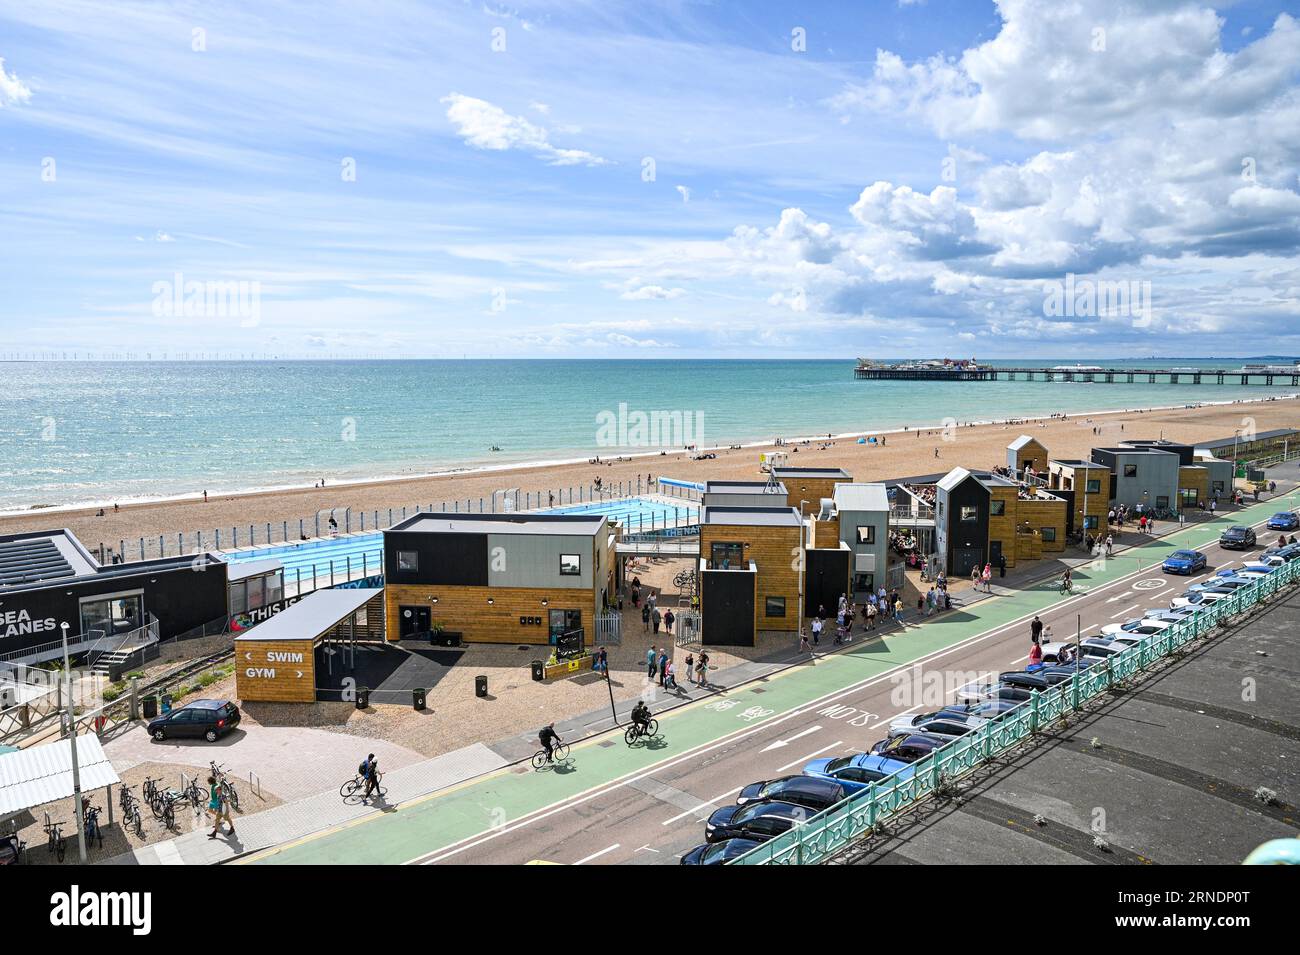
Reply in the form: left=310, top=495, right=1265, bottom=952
left=0, top=734, right=121, bottom=818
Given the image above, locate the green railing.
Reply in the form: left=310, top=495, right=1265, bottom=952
left=730, top=558, right=1298, bottom=865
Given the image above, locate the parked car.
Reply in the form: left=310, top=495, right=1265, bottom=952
left=1261, top=543, right=1300, bottom=562
left=951, top=699, right=1025, bottom=719
left=1219, top=526, right=1257, bottom=550
left=1267, top=512, right=1299, bottom=530
left=705, top=801, right=808, bottom=843
left=1100, top=617, right=1173, bottom=637
left=1241, top=561, right=1281, bottom=575
left=1162, top=549, right=1207, bottom=574
left=1247, top=555, right=1286, bottom=569
left=147, top=699, right=241, bottom=742
left=680, top=837, right=764, bottom=865
left=734, top=775, right=845, bottom=812
left=887, top=711, right=986, bottom=740
left=803, top=753, right=915, bottom=794
left=953, top=679, right=1034, bottom=705
left=1171, top=586, right=1234, bottom=609
left=869, top=733, right=948, bottom=763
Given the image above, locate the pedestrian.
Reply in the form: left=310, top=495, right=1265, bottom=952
left=202, top=489, right=208, bottom=502
left=1030, top=615, right=1043, bottom=644
left=998, top=553, right=1007, bottom=578
left=665, top=660, right=678, bottom=690
left=1105, top=534, right=1114, bottom=557
left=641, top=603, right=650, bottom=633
left=1028, top=641, right=1043, bottom=667
left=598, top=646, right=608, bottom=674
left=658, top=649, right=668, bottom=687
left=685, top=652, right=695, bottom=684
left=811, top=616, right=822, bottom=646
left=646, top=645, right=657, bottom=678
left=362, top=757, right=381, bottom=803
left=893, top=597, right=904, bottom=625
left=652, top=606, right=662, bottom=634
left=664, top=609, right=675, bottom=635
left=970, top=564, right=980, bottom=586
left=206, top=776, right=226, bottom=838
left=697, top=650, right=710, bottom=687
left=982, top=563, right=992, bottom=592
left=800, top=631, right=810, bottom=653
left=865, top=600, right=877, bottom=630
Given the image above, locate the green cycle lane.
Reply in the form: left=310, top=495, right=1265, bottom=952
left=251, top=493, right=1297, bottom=865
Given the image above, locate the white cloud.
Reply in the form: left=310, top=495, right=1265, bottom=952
left=441, top=93, right=610, bottom=166
left=620, top=284, right=686, bottom=300
left=675, top=185, right=691, bottom=204
left=0, top=57, right=31, bottom=106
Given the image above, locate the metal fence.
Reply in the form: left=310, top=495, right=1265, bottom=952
left=730, top=557, right=1298, bottom=865
left=97, top=478, right=703, bottom=562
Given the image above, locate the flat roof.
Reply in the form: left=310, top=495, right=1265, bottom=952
left=702, top=505, right=803, bottom=528
left=832, top=482, right=889, bottom=512
left=1050, top=459, right=1107, bottom=469
left=0, top=735, right=120, bottom=819
left=234, top=587, right=382, bottom=642
left=704, top=481, right=788, bottom=495
left=0, top=528, right=227, bottom=594
left=771, top=466, right=852, bottom=479
left=1197, top=428, right=1300, bottom=450
left=1093, top=446, right=1179, bottom=457
left=388, top=512, right=607, bottom=537
left=227, top=558, right=283, bottom=582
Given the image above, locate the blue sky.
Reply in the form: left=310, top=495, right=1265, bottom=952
left=1, top=0, right=1298, bottom=358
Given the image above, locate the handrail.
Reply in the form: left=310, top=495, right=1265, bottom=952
left=730, top=557, right=1295, bottom=865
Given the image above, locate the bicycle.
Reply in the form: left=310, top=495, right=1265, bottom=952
left=0, top=829, right=26, bottom=866
left=624, top=718, right=660, bottom=746
left=82, top=803, right=103, bottom=851
left=340, top=771, right=384, bottom=800
left=530, top=741, right=570, bottom=769
left=141, top=775, right=161, bottom=805
left=1059, top=578, right=1074, bottom=596
left=120, top=789, right=144, bottom=837
left=210, top=761, right=241, bottom=812
left=44, top=817, right=65, bottom=863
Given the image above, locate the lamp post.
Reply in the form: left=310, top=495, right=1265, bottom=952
left=61, top=621, right=87, bottom=862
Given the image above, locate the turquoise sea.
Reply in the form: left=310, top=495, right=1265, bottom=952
left=1, top=359, right=1295, bottom=511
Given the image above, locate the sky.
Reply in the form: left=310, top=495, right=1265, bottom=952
left=1, top=0, right=1299, bottom=359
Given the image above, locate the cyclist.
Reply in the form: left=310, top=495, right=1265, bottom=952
left=1060, top=569, right=1073, bottom=595
left=362, top=756, right=381, bottom=802
left=630, top=700, right=652, bottom=736
left=538, top=723, right=562, bottom=763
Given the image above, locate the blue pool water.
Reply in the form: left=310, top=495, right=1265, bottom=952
left=219, top=495, right=700, bottom=586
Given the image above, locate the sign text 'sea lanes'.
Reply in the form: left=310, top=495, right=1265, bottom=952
left=1, top=608, right=57, bottom=639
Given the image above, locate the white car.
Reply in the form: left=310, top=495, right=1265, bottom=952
left=1100, top=617, right=1173, bottom=637
left=887, top=711, right=986, bottom=740
left=1170, top=588, right=1234, bottom=609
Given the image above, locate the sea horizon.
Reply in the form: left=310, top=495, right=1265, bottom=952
left=4, top=357, right=1297, bottom=513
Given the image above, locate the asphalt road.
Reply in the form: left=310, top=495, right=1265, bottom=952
left=249, top=484, right=1300, bottom=866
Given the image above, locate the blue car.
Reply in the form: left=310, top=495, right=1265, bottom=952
left=803, top=753, right=916, bottom=794
left=1163, top=549, right=1207, bottom=574
left=1267, top=512, right=1299, bottom=530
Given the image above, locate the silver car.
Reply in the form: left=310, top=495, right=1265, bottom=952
left=888, top=711, right=986, bottom=740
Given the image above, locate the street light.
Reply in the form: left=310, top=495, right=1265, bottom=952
left=799, top=500, right=809, bottom=643
left=61, top=621, right=87, bottom=863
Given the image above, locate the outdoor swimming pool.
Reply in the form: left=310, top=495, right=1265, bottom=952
left=217, top=494, right=700, bottom=589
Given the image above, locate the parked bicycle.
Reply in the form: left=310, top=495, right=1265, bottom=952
left=530, top=741, right=571, bottom=769
left=120, top=789, right=144, bottom=837
left=0, top=829, right=25, bottom=866
left=44, top=817, right=65, bottom=862
left=82, top=801, right=103, bottom=851
left=624, top=718, right=660, bottom=746
left=141, top=775, right=161, bottom=805
left=210, top=761, right=241, bottom=812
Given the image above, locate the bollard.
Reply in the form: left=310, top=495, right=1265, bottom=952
left=475, top=675, right=488, bottom=698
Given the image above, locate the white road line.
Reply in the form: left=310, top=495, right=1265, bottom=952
left=761, top=725, right=823, bottom=752
left=403, top=505, right=1290, bottom=865
left=573, top=843, right=620, bottom=865
left=661, top=789, right=739, bottom=826
left=777, top=741, right=843, bottom=773
left=1109, top=603, right=1139, bottom=619
left=871, top=704, right=921, bottom=728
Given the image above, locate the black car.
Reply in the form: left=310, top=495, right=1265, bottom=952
left=147, top=699, right=241, bottom=742
left=869, top=733, right=947, bottom=762
left=735, top=775, right=845, bottom=812
left=705, top=801, right=808, bottom=843
left=1219, top=525, right=1257, bottom=549
left=680, top=837, right=764, bottom=864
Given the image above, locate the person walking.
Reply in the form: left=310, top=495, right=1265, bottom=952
left=684, top=652, right=695, bottom=684
left=696, top=650, right=710, bottom=687
left=893, top=596, right=904, bottom=626
left=799, top=631, right=810, bottom=653
left=663, top=609, right=675, bottom=635
left=652, top=606, right=662, bottom=634
left=641, top=603, right=650, bottom=633
left=206, top=776, right=227, bottom=839
left=362, top=757, right=381, bottom=803
left=658, top=649, right=668, bottom=687
left=865, top=599, right=877, bottom=630
left=646, top=645, right=657, bottom=679
left=811, top=616, right=822, bottom=647
left=998, top=553, right=1007, bottom=578
left=982, top=563, right=992, bottom=592
left=597, top=646, right=608, bottom=675
left=1030, top=615, right=1044, bottom=645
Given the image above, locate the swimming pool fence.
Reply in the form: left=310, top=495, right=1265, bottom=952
left=728, top=557, right=1299, bottom=865
left=97, top=477, right=702, bottom=562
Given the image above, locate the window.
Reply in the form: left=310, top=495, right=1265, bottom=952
left=559, top=554, right=581, bottom=576
left=1041, top=527, right=1056, bottom=542
left=1156, top=496, right=1169, bottom=509
left=229, top=581, right=246, bottom=614
left=765, top=596, right=786, bottom=617
left=397, top=550, right=419, bottom=573
left=1212, top=480, right=1225, bottom=493
left=990, top=500, right=1006, bottom=516
left=1086, top=478, right=1101, bottom=494
left=710, top=541, right=743, bottom=568
left=1123, top=464, right=1138, bottom=477
left=960, top=505, right=979, bottom=522
left=1083, top=515, right=1099, bottom=530
left=855, top=525, right=875, bottom=544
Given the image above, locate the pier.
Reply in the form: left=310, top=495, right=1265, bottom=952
left=854, top=364, right=1300, bottom=386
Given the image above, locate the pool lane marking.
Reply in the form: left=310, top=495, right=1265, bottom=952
left=269, top=503, right=1290, bottom=865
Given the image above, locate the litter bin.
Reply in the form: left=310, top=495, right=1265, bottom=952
left=356, top=687, right=370, bottom=710
left=475, top=675, right=488, bottom=698
left=530, top=660, right=544, bottom=682
left=160, top=693, right=172, bottom=714
left=142, top=696, right=157, bottom=719
left=412, top=687, right=426, bottom=711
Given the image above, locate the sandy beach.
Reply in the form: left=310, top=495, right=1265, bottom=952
left=5, top=396, right=1298, bottom=547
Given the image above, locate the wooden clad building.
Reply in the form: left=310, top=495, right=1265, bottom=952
left=383, top=513, right=615, bottom=647
left=770, top=467, right=852, bottom=516
left=699, top=506, right=804, bottom=639
left=1047, top=459, right=1110, bottom=534
left=1007, top=435, right=1048, bottom=474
